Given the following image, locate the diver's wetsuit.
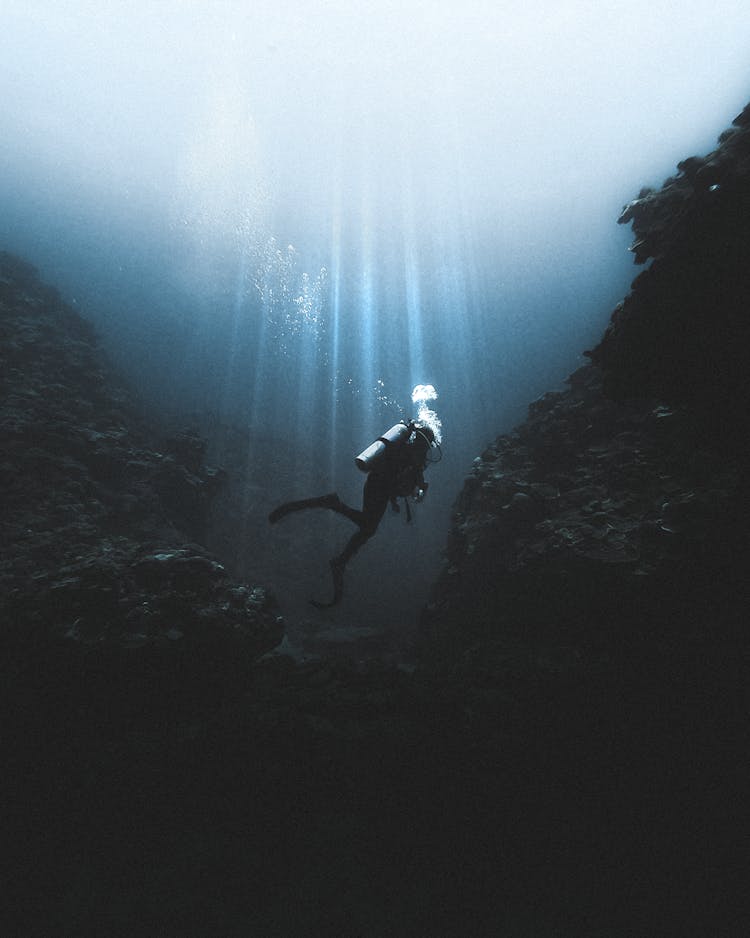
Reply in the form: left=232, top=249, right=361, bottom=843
left=268, top=432, right=430, bottom=607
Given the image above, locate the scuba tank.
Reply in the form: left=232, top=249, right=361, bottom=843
left=355, top=421, right=412, bottom=472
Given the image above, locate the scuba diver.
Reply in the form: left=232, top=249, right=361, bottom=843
left=268, top=420, right=439, bottom=608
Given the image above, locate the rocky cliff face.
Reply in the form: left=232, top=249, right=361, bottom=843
left=422, top=106, right=750, bottom=677
left=403, top=110, right=750, bottom=934
left=0, top=251, right=283, bottom=680
left=596, top=103, right=750, bottom=430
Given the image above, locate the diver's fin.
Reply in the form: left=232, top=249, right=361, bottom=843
left=310, top=557, right=344, bottom=609
left=269, top=493, right=340, bottom=524
left=310, top=597, right=337, bottom=610
left=268, top=502, right=293, bottom=524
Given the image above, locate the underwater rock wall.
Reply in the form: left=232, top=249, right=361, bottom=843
left=0, top=251, right=283, bottom=679
left=593, top=103, right=750, bottom=434
left=422, top=105, right=750, bottom=670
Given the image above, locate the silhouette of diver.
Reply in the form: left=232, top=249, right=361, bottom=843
left=268, top=421, right=437, bottom=608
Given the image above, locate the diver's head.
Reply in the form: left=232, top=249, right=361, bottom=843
left=414, top=423, right=435, bottom=443
left=412, top=423, right=436, bottom=453
left=411, top=421, right=442, bottom=465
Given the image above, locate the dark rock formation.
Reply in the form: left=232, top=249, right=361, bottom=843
left=0, top=250, right=283, bottom=674
left=423, top=363, right=748, bottom=669
left=592, top=106, right=750, bottom=437
left=414, top=108, right=750, bottom=934
left=424, top=106, right=750, bottom=674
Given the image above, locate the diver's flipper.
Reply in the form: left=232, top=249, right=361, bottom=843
left=269, top=493, right=340, bottom=524
left=268, top=501, right=299, bottom=524
left=310, top=557, right=345, bottom=609
left=310, top=597, right=337, bottom=610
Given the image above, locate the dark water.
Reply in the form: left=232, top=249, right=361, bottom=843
left=2, top=4, right=749, bottom=635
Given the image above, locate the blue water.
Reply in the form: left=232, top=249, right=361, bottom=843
left=2, top=3, right=749, bottom=629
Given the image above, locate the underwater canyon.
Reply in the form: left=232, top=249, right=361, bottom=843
left=2, top=100, right=750, bottom=935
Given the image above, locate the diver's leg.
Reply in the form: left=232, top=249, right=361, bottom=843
left=268, top=492, right=341, bottom=524
left=310, top=480, right=391, bottom=608
left=310, top=529, right=370, bottom=609
left=359, top=471, right=391, bottom=532
left=272, top=471, right=393, bottom=527
left=328, top=501, right=365, bottom=526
